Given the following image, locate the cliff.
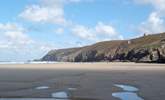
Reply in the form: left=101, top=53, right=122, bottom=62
left=42, top=33, right=165, bottom=63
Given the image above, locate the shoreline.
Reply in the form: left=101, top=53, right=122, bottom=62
left=0, top=62, right=164, bottom=70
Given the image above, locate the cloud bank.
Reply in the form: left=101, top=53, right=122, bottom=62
left=135, top=0, right=165, bottom=34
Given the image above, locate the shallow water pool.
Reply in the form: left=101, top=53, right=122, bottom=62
left=51, top=91, right=69, bottom=99
left=112, top=84, right=144, bottom=100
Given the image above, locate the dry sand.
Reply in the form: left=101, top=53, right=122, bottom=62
left=0, top=62, right=164, bottom=100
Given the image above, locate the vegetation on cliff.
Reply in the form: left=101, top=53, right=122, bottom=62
left=42, top=33, right=165, bottom=63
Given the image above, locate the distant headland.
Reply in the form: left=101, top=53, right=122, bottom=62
left=41, top=32, right=165, bottom=63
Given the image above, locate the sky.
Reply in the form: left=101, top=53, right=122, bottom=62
left=0, top=0, right=165, bottom=61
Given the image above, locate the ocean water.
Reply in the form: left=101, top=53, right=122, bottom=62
left=0, top=61, right=58, bottom=64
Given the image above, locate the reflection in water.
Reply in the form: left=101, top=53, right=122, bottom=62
left=0, top=87, right=99, bottom=100
left=51, top=89, right=99, bottom=100
left=51, top=91, right=69, bottom=99
left=112, top=92, right=143, bottom=100
left=112, top=84, right=144, bottom=100
left=35, top=86, right=50, bottom=90
left=0, top=97, right=99, bottom=100
left=68, top=88, right=77, bottom=91
left=114, top=84, right=138, bottom=92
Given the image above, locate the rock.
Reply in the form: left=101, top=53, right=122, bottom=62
left=41, top=32, right=165, bottom=63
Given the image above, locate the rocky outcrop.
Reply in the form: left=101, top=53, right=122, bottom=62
left=41, top=33, right=165, bottom=63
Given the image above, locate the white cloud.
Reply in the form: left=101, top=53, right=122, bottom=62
left=19, top=0, right=84, bottom=25
left=19, top=4, right=66, bottom=25
left=71, top=24, right=96, bottom=41
left=55, top=28, right=64, bottom=34
left=0, top=22, right=56, bottom=61
left=20, top=0, right=122, bottom=42
left=19, top=0, right=122, bottom=48
left=71, top=22, right=121, bottom=41
left=0, top=43, right=9, bottom=49
left=139, top=12, right=165, bottom=34
left=135, top=0, right=165, bottom=11
left=0, top=23, right=19, bottom=30
left=95, top=22, right=118, bottom=36
left=0, top=23, right=33, bottom=47
left=39, top=44, right=56, bottom=52
left=135, top=0, right=165, bottom=34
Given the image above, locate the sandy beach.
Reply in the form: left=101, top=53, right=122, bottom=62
left=0, top=63, right=164, bottom=100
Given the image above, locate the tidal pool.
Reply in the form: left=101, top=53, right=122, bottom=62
left=51, top=91, right=69, bottom=99
left=114, top=84, right=138, bottom=92
left=112, top=84, right=144, bottom=100
left=112, top=92, right=144, bottom=100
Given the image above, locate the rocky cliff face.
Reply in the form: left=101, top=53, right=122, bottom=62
left=42, top=33, right=165, bottom=63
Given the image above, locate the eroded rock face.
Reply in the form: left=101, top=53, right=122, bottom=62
left=74, top=50, right=98, bottom=62
left=41, top=33, right=165, bottom=63
left=157, top=46, right=165, bottom=63
left=150, top=49, right=160, bottom=62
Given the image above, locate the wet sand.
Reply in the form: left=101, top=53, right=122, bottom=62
left=0, top=63, right=164, bottom=100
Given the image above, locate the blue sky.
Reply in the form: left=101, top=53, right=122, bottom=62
left=0, top=0, right=165, bottom=61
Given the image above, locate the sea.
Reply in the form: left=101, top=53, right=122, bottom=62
left=0, top=61, right=58, bottom=64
